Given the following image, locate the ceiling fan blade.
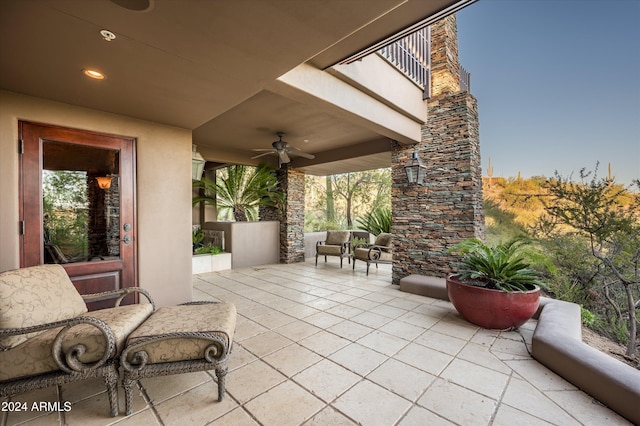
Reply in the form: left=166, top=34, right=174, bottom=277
left=252, top=148, right=273, bottom=152
left=251, top=152, right=273, bottom=159
left=294, top=152, right=315, bottom=159
left=279, top=151, right=290, bottom=164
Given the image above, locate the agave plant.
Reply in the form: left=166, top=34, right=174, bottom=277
left=193, top=164, right=282, bottom=221
left=356, top=207, right=391, bottom=235
left=449, top=237, right=546, bottom=292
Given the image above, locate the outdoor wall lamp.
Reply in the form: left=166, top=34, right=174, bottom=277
left=192, top=144, right=206, bottom=181
left=96, top=176, right=112, bottom=189
left=404, top=151, right=427, bottom=186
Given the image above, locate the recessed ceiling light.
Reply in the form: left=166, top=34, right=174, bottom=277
left=100, top=29, right=116, bottom=41
left=83, top=69, right=106, bottom=80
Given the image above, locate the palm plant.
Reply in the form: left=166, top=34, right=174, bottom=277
left=449, top=237, right=546, bottom=292
left=193, top=164, right=282, bottom=221
left=356, top=207, right=391, bottom=235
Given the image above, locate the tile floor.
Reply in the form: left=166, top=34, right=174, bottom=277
left=1, top=260, right=631, bottom=426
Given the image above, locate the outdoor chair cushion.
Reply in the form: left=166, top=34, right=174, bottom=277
left=123, top=303, right=236, bottom=364
left=316, top=245, right=344, bottom=256
left=325, top=230, right=350, bottom=245
left=0, top=264, right=87, bottom=349
left=374, top=232, right=393, bottom=248
left=0, top=303, right=153, bottom=382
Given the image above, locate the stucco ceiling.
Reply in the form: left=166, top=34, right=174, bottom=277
left=0, top=0, right=469, bottom=175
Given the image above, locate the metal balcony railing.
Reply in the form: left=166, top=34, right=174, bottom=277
left=377, top=27, right=431, bottom=96
left=377, top=26, right=471, bottom=98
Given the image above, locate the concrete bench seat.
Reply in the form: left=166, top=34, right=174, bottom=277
left=398, top=274, right=640, bottom=425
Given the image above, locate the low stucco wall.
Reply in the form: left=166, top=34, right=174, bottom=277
left=203, top=221, right=279, bottom=269
left=0, top=91, right=193, bottom=307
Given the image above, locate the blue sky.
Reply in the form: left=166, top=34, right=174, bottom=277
left=457, top=0, right=640, bottom=186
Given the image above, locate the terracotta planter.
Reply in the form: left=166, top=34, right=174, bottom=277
left=446, top=274, right=541, bottom=330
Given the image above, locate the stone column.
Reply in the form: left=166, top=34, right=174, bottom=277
left=391, top=15, right=485, bottom=284
left=261, top=166, right=306, bottom=263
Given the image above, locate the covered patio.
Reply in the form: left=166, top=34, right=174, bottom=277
left=3, top=261, right=628, bottom=426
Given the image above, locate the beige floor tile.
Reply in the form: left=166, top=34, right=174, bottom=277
left=417, top=377, right=497, bottom=426
left=275, top=321, right=322, bottom=341
left=440, top=358, right=510, bottom=400
left=293, top=359, right=361, bottom=402
left=367, top=358, right=436, bottom=401
left=333, top=380, right=412, bottom=426
left=227, top=345, right=259, bottom=371
left=60, top=377, right=111, bottom=404
left=302, top=311, right=344, bottom=329
left=504, top=359, right=577, bottom=391
left=414, top=329, right=467, bottom=355
left=141, top=371, right=212, bottom=404
left=356, top=330, right=409, bottom=356
left=429, top=318, right=478, bottom=340
left=225, top=360, right=286, bottom=403
left=325, top=304, right=365, bottom=319
left=208, top=407, right=260, bottom=425
left=65, top=390, right=125, bottom=425
left=240, top=330, right=294, bottom=357
left=244, top=381, right=324, bottom=426
left=398, top=406, right=456, bottom=426
left=298, top=330, right=351, bottom=357
left=6, top=410, right=61, bottom=426
left=113, top=409, right=160, bottom=425
left=350, top=311, right=391, bottom=329
left=302, top=406, right=357, bottom=425
left=368, top=303, right=407, bottom=319
left=344, top=298, right=380, bottom=311
left=277, top=303, right=320, bottom=319
left=396, top=311, right=440, bottom=328
left=153, top=382, right=238, bottom=426
left=304, top=297, right=340, bottom=310
left=362, top=292, right=396, bottom=303
left=262, top=344, right=323, bottom=377
left=545, top=389, right=632, bottom=425
left=233, top=317, right=269, bottom=342
left=324, top=292, right=357, bottom=304
left=456, top=342, right=512, bottom=374
left=378, top=319, right=425, bottom=341
left=328, top=343, right=388, bottom=376
left=490, top=334, right=532, bottom=359
left=252, top=310, right=296, bottom=329
left=492, top=404, right=554, bottom=426
left=394, top=342, right=453, bottom=376
left=501, top=377, right=581, bottom=425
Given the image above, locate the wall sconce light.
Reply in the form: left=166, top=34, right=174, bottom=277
left=404, top=151, right=427, bottom=186
left=96, top=176, right=112, bottom=189
left=192, top=144, right=206, bottom=181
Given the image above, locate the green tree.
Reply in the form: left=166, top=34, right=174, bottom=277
left=193, top=164, right=281, bottom=221
left=535, top=167, right=640, bottom=356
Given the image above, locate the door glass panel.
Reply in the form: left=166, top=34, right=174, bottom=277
left=43, top=141, right=120, bottom=263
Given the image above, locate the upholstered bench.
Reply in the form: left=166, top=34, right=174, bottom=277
left=120, top=301, right=236, bottom=416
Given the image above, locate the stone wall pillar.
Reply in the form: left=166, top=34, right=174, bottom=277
left=391, top=15, right=484, bottom=284
left=261, top=166, right=305, bottom=263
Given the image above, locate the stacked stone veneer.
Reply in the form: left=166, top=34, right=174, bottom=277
left=391, top=15, right=485, bottom=284
left=260, top=166, right=305, bottom=263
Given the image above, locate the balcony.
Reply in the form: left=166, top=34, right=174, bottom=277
left=4, top=261, right=629, bottom=425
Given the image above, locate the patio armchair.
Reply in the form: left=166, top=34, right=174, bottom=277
left=0, top=264, right=155, bottom=417
left=315, top=230, right=351, bottom=268
left=352, top=232, right=393, bottom=275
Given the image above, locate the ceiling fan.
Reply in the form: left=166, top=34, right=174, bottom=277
left=251, top=132, right=315, bottom=167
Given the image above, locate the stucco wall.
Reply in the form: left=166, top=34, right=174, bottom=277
left=0, top=90, right=193, bottom=306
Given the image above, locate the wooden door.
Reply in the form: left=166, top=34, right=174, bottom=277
left=19, top=121, right=137, bottom=309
